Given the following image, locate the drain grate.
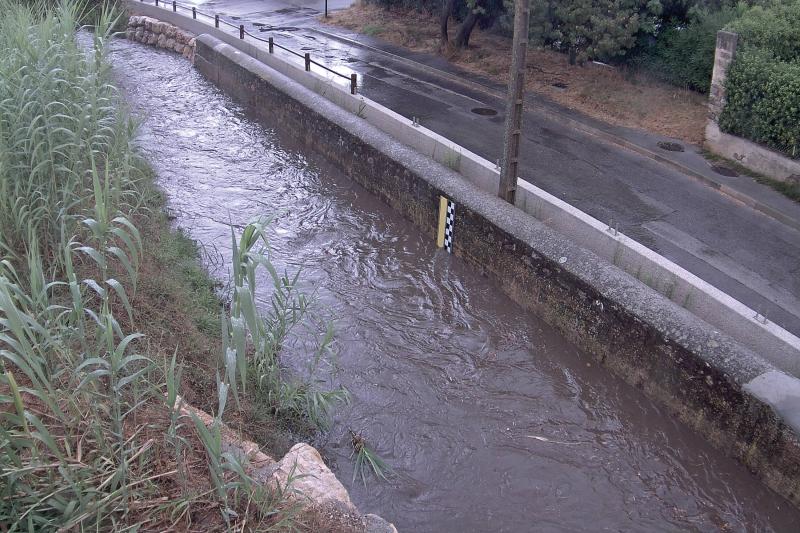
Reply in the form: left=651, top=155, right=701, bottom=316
left=711, top=164, right=738, bottom=177
left=471, top=107, right=497, bottom=116
left=657, top=141, right=684, bottom=152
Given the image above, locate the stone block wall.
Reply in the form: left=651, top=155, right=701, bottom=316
left=126, top=15, right=195, bottom=59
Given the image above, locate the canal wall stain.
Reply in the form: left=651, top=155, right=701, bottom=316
left=190, top=34, right=800, bottom=508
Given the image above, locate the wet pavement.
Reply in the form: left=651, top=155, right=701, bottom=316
left=109, top=35, right=800, bottom=532
left=146, top=0, right=800, bottom=340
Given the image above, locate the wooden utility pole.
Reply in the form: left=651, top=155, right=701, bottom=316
left=498, top=0, right=530, bottom=204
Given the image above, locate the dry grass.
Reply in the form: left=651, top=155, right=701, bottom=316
left=324, top=4, right=708, bottom=143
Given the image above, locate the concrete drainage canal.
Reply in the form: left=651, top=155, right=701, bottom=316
left=108, top=37, right=800, bottom=531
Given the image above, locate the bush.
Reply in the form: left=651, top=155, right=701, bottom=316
left=727, top=0, right=800, bottom=62
left=628, top=5, right=741, bottom=92
left=519, top=0, right=664, bottom=64
left=719, top=48, right=800, bottom=158
left=717, top=0, right=800, bottom=158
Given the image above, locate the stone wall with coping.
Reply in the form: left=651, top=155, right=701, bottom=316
left=705, top=30, right=800, bottom=181
left=123, top=0, right=800, bottom=379
left=194, top=33, right=800, bottom=507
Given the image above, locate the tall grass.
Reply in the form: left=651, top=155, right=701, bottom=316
left=0, top=1, right=347, bottom=530
left=223, top=220, right=349, bottom=433
left=0, top=0, right=140, bottom=267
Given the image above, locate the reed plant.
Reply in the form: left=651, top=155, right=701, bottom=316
left=0, top=1, right=347, bottom=530
left=223, top=220, right=350, bottom=432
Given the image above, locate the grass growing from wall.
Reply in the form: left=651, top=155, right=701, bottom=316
left=0, top=1, right=349, bottom=530
left=702, top=149, right=800, bottom=205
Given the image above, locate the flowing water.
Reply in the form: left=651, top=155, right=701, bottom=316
left=108, top=37, right=800, bottom=531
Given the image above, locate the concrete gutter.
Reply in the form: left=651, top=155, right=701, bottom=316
left=188, top=32, right=800, bottom=506
left=124, top=1, right=800, bottom=378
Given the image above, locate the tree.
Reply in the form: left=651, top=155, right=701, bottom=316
left=524, top=0, right=663, bottom=64
left=441, top=0, right=505, bottom=49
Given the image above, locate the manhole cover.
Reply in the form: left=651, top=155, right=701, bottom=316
left=657, top=141, right=684, bottom=152
left=552, top=82, right=568, bottom=89
left=711, top=164, right=739, bottom=177
left=471, top=107, right=497, bottom=116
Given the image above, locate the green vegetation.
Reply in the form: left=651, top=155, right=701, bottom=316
left=350, top=430, right=391, bottom=486
left=719, top=0, right=800, bottom=158
left=363, top=23, right=385, bottom=35
left=628, top=5, right=743, bottom=92
left=702, top=149, right=800, bottom=203
left=366, top=0, right=798, bottom=103
left=0, top=1, right=348, bottom=530
left=522, top=0, right=664, bottom=65
left=727, top=0, right=800, bottom=61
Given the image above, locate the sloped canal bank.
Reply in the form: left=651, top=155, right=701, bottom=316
left=109, top=37, right=800, bottom=531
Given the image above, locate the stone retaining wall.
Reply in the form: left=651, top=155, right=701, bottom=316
left=126, top=15, right=195, bottom=59
left=194, top=34, right=800, bottom=508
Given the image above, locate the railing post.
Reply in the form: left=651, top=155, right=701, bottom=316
left=350, top=73, right=357, bottom=95
left=192, top=7, right=196, bottom=18
left=268, top=37, right=274, bottom=53
left=155, top=0, right=158, bottom=6
left=215, top=14, right=219, bottom=28
left=239, top=24, right=244, bottom=39
left=304, top=53, right=311, bottom=71
left=172, top=1, right=176, bottom=12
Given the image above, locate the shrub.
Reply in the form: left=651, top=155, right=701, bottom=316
left=519, top=0, right=664, bottom=64
left=719, top=48, right=800, bottom=158
left=628, top=5, right=742, bottom=92
left=727, top=0, right=800, bottom=62
left=716, top=0, right=800, bottom=157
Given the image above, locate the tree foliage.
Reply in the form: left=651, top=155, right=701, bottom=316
left=520, top=0, right=664, bottom=64
left=627, top=4, right=742, bottom=92
left=727, top=0, right=800, bottom=61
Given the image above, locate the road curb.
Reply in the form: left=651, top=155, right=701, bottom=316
left=309, top=25, right=800, bottom=234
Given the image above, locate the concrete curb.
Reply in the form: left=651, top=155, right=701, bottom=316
left=309, top=26, right=800, bottom=234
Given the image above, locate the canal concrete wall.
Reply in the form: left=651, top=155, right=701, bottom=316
left=125, top=0, right=800, bottom=381
left=190, top=34, right=800, bottom=507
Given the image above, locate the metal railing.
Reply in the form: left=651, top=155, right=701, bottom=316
left=146, top=0, right=358, bottom=94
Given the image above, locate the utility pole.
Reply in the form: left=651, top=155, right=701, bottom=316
left=498, top=0, right=530, bottom=204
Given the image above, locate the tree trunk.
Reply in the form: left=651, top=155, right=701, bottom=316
left=440, top=0, right=456, bottom=46
left=454, top=6, right=481, bottom=48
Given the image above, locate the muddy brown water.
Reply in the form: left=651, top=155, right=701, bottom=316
left=108, top=37, right=800, bottom=531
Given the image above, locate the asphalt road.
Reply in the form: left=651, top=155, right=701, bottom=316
left=180, top=0, right=800, bottom=338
